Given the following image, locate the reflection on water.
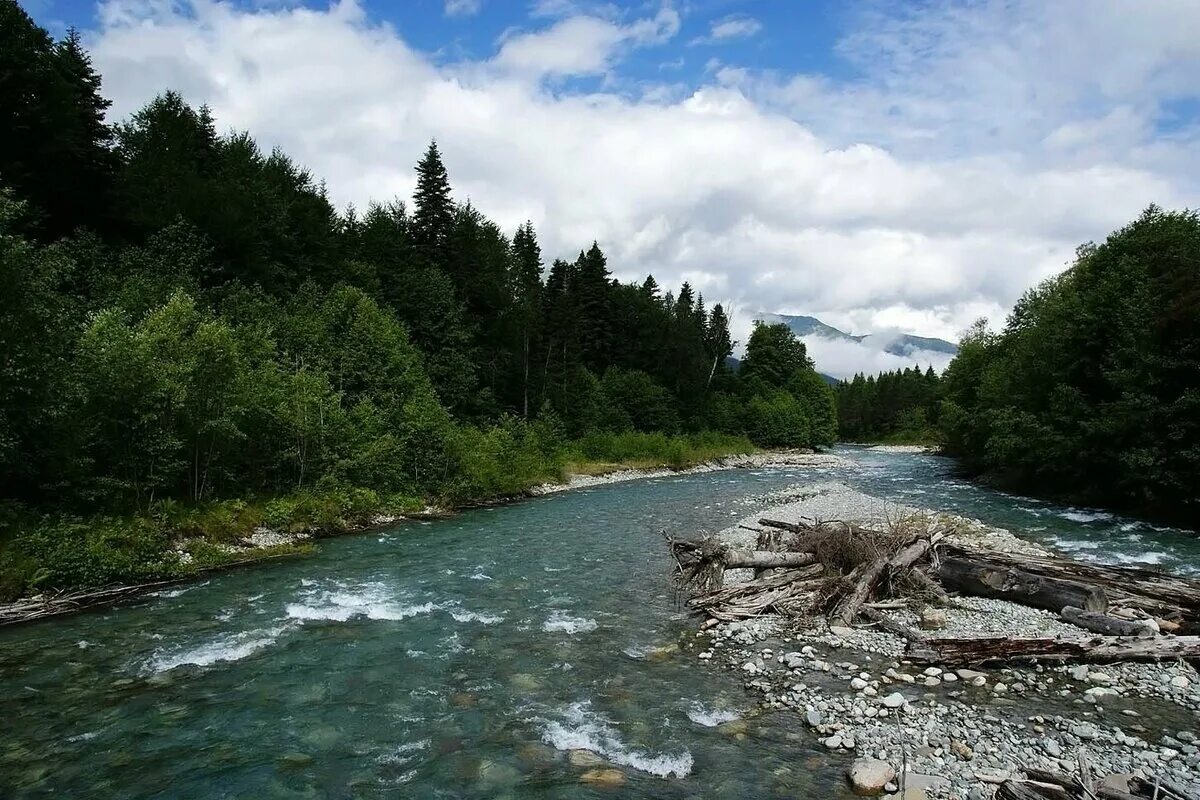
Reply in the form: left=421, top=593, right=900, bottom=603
left=1, top=447, right=1194, bottom=799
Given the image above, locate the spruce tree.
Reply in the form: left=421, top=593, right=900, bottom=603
left=411, top=140, right=454, bottom=269
left=511, top=221, right=543, bottom=416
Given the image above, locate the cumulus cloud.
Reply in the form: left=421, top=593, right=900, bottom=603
left=493, top=6, right=679, bottom=78
left=82, top=0, right=1200, bottom=347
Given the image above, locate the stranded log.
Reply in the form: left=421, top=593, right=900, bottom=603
left=907, top=634, right=1200, bottom=665
left=937, top=555, right=1108, bottom=613
left=1061, top=606, right=1158, bottom=637
left=832, top=537, right=934, bottom=625
left=721, top=549, right=816, bottom=569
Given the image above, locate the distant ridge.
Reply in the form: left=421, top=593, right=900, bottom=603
left=755, top=312, right=958, bottom=360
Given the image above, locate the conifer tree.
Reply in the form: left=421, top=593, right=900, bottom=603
left=511, top=221, right=543, bottom=416
left=411, top=140, right=454, bottom=269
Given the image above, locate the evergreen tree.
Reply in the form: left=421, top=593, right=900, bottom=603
left=511, top=221, right=543, bottom=417
left=411, top=140, right=454, bottom=269
left=0, top=9, right=115, bottom=239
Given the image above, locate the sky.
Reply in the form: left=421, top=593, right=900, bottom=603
left=23, top=0, right=1200, bottom=376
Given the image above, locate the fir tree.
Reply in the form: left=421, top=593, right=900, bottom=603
left=411, top=140, right=454, bottom=269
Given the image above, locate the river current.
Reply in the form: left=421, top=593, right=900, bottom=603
left=2, top=447, right=1196, bottom=799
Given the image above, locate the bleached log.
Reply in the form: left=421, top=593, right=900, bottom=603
left=907, top=634, right=1200, bottom=666
left=722, top=549, right=816, bottom=569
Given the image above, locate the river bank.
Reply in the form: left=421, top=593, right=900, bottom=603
left=0, top=444, right=818, bottom=625
left=688, top=479, right=1200, bottom=797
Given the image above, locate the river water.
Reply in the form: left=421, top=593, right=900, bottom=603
left=2, top=447, right=1196, bottom=799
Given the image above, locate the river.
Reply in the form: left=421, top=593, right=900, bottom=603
left=2, top=447, right=1196, bottom=799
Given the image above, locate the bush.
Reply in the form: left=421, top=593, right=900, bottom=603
left=7, top=516, right=184, bottom=595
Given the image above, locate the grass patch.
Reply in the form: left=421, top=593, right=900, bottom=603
left=563, top=431, right=756, bottom=474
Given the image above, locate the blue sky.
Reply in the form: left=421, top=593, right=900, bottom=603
left=29, top=0, right=854, bottom=89
left=20, top=1, right=1200, bottom=375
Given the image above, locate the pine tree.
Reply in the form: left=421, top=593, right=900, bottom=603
left=0, top=10, right=115, bottom=239
left=705, top=303, right=734, bottom=387
left=411, top=140, right=454, bottom=269
left=574, top=242, right=613, bottom=369
left=511, top=221, right=543, bottom=416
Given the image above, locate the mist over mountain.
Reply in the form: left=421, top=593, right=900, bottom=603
left=754, top=313, right=958, bottom=380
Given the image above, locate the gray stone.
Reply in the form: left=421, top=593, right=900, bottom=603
left=847, top=758, right=896, bottom=794
left=882, top=692, right=906, bottom=709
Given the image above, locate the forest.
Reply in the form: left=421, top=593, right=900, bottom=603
left=0, top=5, right=835, bottom=599
left=834, top=366, right=941, bottom=443
left=938, top=207, right=1199, bottom=526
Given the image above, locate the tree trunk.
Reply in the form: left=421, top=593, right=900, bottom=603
left=937, top=555, right=1107, bottom=613
left=944, top=544, right=1200, bottom=626
left=721, top=550, right=817, bottom=569
left=1061, top=606, right=1158, bottom=637
left=832, top=538, right=933, bottom=625
left=907, top=634, right=1200, bottom=665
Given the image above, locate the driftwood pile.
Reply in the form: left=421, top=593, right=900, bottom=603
left=996, top=766, right=1198, bottom=800
left=667, top=515, right=1200, bottom=666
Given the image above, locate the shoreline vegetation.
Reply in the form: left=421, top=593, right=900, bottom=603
left=0, top=432, right=765, bottom=614
left=1, top=9, right=839, bottom=612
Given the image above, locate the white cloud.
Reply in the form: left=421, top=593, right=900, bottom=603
left=691, top=14, right=761, bottom=45
left=83, top=0, right=1200, bottom=361
left=444, top=0, right=481, bottom=18
left=493, top=6, right=678, bottom=78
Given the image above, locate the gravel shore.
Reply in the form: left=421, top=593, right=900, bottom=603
left=529, top=451, right=852, bottom=495
left=692, top=481, right=1200, bottom=798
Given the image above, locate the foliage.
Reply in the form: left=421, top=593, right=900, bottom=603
left=937, top=207, right=1200, bottom=523
left=836, top=366, right=942, bottom=442
left=0, top=17, right=837, bottom=599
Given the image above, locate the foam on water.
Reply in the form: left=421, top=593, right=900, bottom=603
left=1058, top=508, right=1114, bottom=523
left=142, top=625, right=289, bottom=673
left=685, top=702, right=741, bottom=727
left=378, top=738, right=430, bottom=766
left=448, top=607, right=503, bottom=625
left=286, top=581, right=440, bottom=623
left=542, top=610, right=598, bottom=634
left=154, top=581, right=209, bottom=599
left=540, top=701, right=693, bottom=778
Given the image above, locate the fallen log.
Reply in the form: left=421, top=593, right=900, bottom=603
left=907, top=634, right=1200, bottom=665
left=1062, top=606, right=1158, bottom=637
left=944, top=544, right=1200, bottom=627
left=758, top=517, right=815, bottom=533
left=937, top=555, right=1107, bottom=613
left=722, top=549, right=816, bottom=569
left=996, top=780, right=1073, bottom=800
left=861, top=606, right=924, bottom=641
left=1128, top=776, right=1198, bottom=800
left=833, top=537, right=934, bottom=625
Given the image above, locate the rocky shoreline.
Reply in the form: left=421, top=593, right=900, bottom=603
left=528, top=450, right=851, bottom=495
left=686, top=482, right=1200, bottom=798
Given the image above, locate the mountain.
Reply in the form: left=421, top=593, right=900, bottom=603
left=756, top=313, right=958, bottom=360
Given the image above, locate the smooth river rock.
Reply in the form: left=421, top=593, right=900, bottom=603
left=847, top=758, right=896, bottom=794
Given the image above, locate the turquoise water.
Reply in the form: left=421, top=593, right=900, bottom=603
left=2, top=448, right=1195, bottom=799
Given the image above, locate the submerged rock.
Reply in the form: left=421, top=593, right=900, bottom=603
left=580, top=768, right=625, bottom=786
left=568, top=750, right=605, bottom=767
